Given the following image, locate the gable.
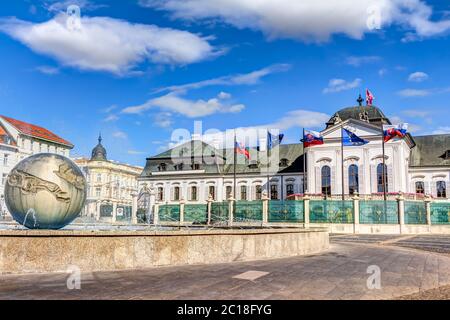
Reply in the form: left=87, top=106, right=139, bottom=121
left=321, top=119, right=383, bottom=140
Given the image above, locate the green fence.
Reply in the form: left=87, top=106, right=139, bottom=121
left=116, top=206, right=132, bottom=221
left=211, top=202, right=229, bottom=223
left=359, top=201, right=398, bottom=224
left=234, top=201, right=263, bottom=222
left=310, top=200, right=354, bottom=223
left=430, top=202, right=450, bottom=225
left=404, top=201, right=427, bottom=225
left=159, top=204, right=180, bottom=222
left=268, top=200, right=304, bottom=222
left=184, top=204, right=208, bottom=224
left=100, top=204, right=113, bottom=217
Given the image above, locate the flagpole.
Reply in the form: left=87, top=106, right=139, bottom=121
left=233, top=129, right=237, bottom=200
left=303, top=128, right=307, bottom=195
left=381, top=125, right=387, bottom=201
left=341, top=124, right=345, bottom=201
left=266, top=129, right=270, bottom=199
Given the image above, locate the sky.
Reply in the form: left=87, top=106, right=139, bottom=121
left=0, top=0, right=449, bottom=167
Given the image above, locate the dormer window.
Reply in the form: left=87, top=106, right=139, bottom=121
left=279, top=158, right=289, bottom=167
left=158, top=163, right=167, bottom=172
left=191, top=163, right=200, bottom=170
left=174, top=164, right=184, bottom=171
left=248, top=161, right=259, bottom=169
left=440, top=150, right=450, bottom=160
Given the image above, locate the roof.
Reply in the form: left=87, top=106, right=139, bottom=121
left=91, top=135, right=107, bottom=161
left=0, top=115, right=73, bottom=148
left=326, top=105, right=391, bottom=128
left=149, top=140, right=224, bottom=160
left=0, top=124, right=16, bottom=146
left=410, top=134, right=450, bottom=167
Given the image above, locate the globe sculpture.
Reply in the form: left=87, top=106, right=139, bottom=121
left=4, top=153, right=87, bottom=229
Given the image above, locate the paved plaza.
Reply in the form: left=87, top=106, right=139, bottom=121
left=1, top=235, right=450, bottom=300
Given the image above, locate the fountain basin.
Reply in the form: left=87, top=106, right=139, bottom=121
left=0, top=227, right=329, bottom=274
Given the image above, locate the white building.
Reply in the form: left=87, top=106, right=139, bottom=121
left=0, top=115, right=73, bottom=218
left=138, top=105, right=449, bottom=204
left=74, top=136, right=143, bottom=222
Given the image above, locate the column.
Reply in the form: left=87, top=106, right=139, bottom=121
left=262, top=191, right=269, bottom=225
left=207, top=195, right=213, bottom=225
left=228, top=196, right=235, bottom=227
left=96, top=201, right=101, bottom=221
left=397, top=192, right=405, bottom=234
left=424, top=195, right=432, bottom=230
left=179, top=199, right=185, bottom=224
left=303, top=195, right=310, bottom=228
left=112, top=201, right=117, bottom=223
left=131, top=191, right=138, bottom=224
left=149, top=187, right=156, bottom=224
left=353, top=193, right=360, bottom=234
left=153, top=203, right=159, bottom=225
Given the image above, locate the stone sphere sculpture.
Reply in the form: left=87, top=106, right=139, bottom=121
left=4, top=153, right=87, bottom=229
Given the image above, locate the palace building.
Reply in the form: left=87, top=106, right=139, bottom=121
left=138, top=104, right=450, bottom=205
left=0, top=115, right=74, bottom=218
left=74, top=135, right=143, bottom=222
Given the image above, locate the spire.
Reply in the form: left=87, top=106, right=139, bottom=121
left=91, top=133, right=107, bottom=161
left=357, top=94, right=364, bottom=107
left=98, top=133, right=102, bottom=144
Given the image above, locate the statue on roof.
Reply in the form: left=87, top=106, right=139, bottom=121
left=331, top=113, right=342, bottom=125
left=359, top=110, right=370, bottom=123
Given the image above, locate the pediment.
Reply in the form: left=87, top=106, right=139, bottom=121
left=321, top=119, right=382, bottom=140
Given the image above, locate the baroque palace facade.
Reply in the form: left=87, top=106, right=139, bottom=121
left=138, top=105, right=450, bottom=206
left=0, top=115, right=73, bottom=218
left=74, top=136, right=143, bottom=222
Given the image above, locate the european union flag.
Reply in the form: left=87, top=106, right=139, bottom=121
left=268, top=132, right=284, bottom=150
left=342, top=128, right=369, bottom=146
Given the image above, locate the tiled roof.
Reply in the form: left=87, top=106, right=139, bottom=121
left=0, top=124, right=16, bottom=146
left=410, top=134, right=450, bottom=167
left=0, top=115, right=73, bottom=148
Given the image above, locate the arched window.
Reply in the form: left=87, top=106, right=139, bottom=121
left=226, top=186, right=232, bottom=199
left=321, top=166, right=331, bottom=196
left=437, top=181, right=447, bottom=198
left=157, top=187, right=164, bottom=201
left=255, top=185, right=262, bottom=200
left=159, top=163, right=167, bottom=172
left=208, top=186, right=215, bottom=200
left=415, top=181, right=425, bottom=194
left=270, top=184, right=278, bottom=200
left=190, top=186, right=198, bottom=201
left=286, top=184, right=294, bottom=196
left=173, top=186, right=180, bottom=201
left=348, top=165, right=359, bottom=195
left=240, top=185, right=247, bottom=200
left=377, top=164, right=388, bottom=193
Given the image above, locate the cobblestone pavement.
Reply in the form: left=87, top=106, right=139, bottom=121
left=1, top=238, right=450, bottom=300
left=397, top=284, right=450, bottom=300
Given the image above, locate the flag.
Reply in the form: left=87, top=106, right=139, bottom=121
left=342, top=128, right=369, bottom=146
left=301, top=129, right=324, bottom=148
left=383, top=123, right=408, bottom=142
left=366, top=89, right=374, bottom=106
left=268, top=132, right=284, bottom=150
left=235, top=141, right=250, bottom=160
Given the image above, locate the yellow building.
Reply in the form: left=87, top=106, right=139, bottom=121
left=74, top=135, right=143, bottom=222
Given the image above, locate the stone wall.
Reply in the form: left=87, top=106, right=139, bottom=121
left=0, top=228, right=329, bottom=274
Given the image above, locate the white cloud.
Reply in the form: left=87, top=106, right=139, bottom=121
left=432, top=126, right=450, bottom=135
left=346, top=56, right=381, bottom=67
left=141, top=0, right=450, bottom=42
left=35, top=65, right=60, bottom=75
left=154, top=63, right=291, bottom=93
left=0, top=14, right=218, bottom=75
left=408, top=71, right=429, bottom=82
left=217, top=91, right=231, bottom=99
left=154, top=112, right=174, bottom=128
left=122, top=92, right=245, bottom=117
left=103, top=114, right=119, bottom=122
left=44, top=0, right=107, bottom=13
left=397, top=88, right=431, bottom=97
left=127, top=150, right=147, bottom=155
left=323, top=78, right=362, bottom=94
left=378, top=68, right=388, bottom=77
left=112, top=131, right=127, bottom=139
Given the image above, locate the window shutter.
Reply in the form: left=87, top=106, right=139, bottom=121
left=387, top=165, right=394, bottom=193
left=370, top=165, right=377, bottom=194
left=359, top=165, right=365, bottom=195
left=315, top=167, right=321, bottom=194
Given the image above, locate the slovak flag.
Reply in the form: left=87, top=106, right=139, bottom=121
left=383, top=123, right=408, bottom=142
left=366, top=89, right=374, bottom=106
left=302, top=129, right=324, bottom=148
left=235, top=141, right=250, bottom=159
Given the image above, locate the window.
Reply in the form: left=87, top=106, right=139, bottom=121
left=208, top=186, right=215, bottom=200
left=191, top=186, right=198, bottom=201
left=174, top=164, right=184, bottom=171
left=240, top=185, right=247, bottom=200
left=226, top=186, right=232, bottom=199
left=95, top=188, right=101, bottom=197
left=192, top=163, right=200, bottom=170
left=415, top=181, right=425, bottom=194
left=440, top=150, right=450, bottom=160
left=348, top=165, right=359, bottom=195
left=255, top=185, right=262, bottom=200
left=270, top=184, right=278, bottom=200
left=96, top=174, right=102, bottom=183
left=437, top=181, right=447, bottom=198
left=3, top=154, right=8, bottom=166
left=321, top=166, right=331, bottom=196
left=174, top=186, right=180, bottom=201
left=279, top=158, right=289, bottom=167
left=377, top=164, right=388, bottom=193
left=2, top=174, right=6, bottom=186
left=157, top=187, right=164, bottom=201
left=286, top=184, right=294, bottom=196
left=158, top=163, right=167, bottom=172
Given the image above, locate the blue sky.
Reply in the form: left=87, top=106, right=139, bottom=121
left=0, top=0, right=449, bottom=166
